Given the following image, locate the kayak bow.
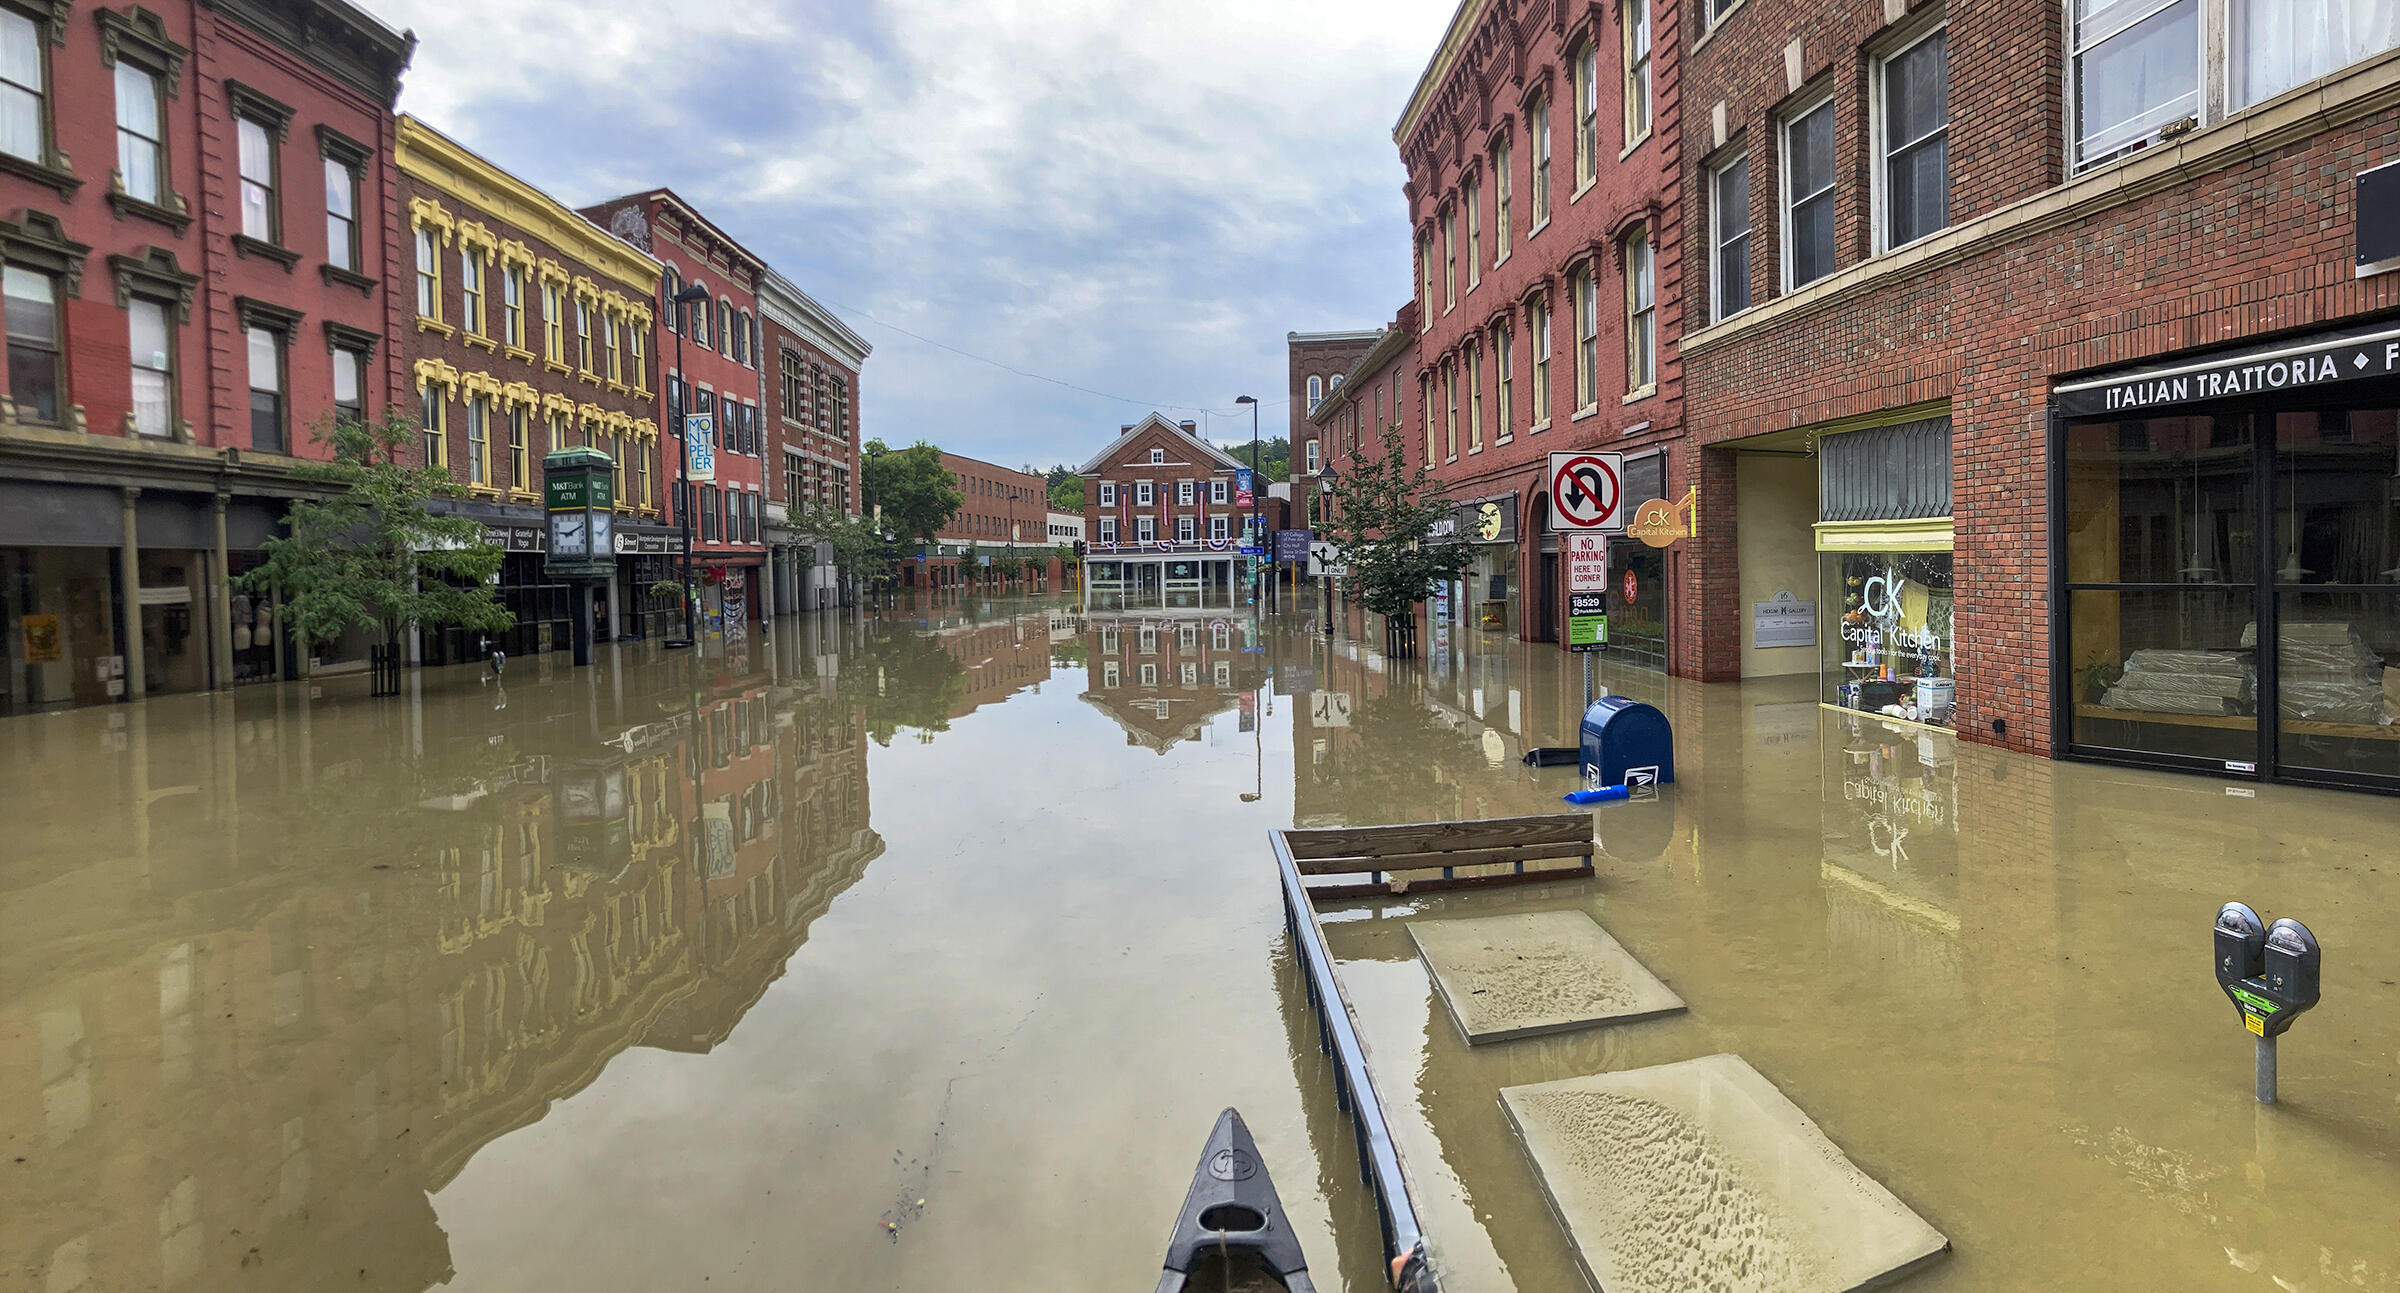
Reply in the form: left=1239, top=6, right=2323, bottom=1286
left=1154, top=1108, right=1316, bottom=1293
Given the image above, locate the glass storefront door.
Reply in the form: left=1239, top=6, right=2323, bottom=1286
left=2061, top=405, right=2398, bottom=789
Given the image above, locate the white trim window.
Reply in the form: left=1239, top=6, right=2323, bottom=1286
left=1781, top=97, right=1837, bottom=289
left=1712, top=153, right=1753, bottom=320
left=1176, top=515, right=1195, bottom=543
left=1307, top=437, right=1322, bottom=472
left=1493, top=136, right=1513, bottom=257
left=1465, top=175, right=1483, bottom=288
left=1572, top=263, right=1600, bottom=410
left=1210, top=514, right=1229, bottom=541
left=1307, top=374, right=1322, bottom=411
left=1149, top=447, right=1166, bottom=464
left=1878, top=27, right=1950, bottom=250
left=1495, top=323, right=1514, bottom=442
left=1530, top=92, right=1552, bottom=226
left=1443, top=204, right=1458, bottom=309
left=1623, top=0, right=1652, bottom=147
left=1419, top=228, right=1436, bottom=328
left=1136, top=479, right=1155, bottom=506
left=1099, top=481, right=1117, bottom=506
left=1178, top=478, right=1195, bottom=504
left=1136, top=516, right=1156, bottom=543
left=1529, top=295, right=1552, bottom=422
left=1099, top=517, right=1118, bottom=543
left=1572, top=41, right=1600, bottom=187
left=2235, top=0, right=2400, bottom=108
left=1625, top=226, right=1655, bottom=393
left=1468, top=345, right=1484, bottom=452
left=2070, top=0, right=2199, bottom=169
left=1209, top=478, right=1228, bottom=504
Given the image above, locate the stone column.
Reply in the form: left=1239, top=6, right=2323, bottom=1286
left=119, top=487, right=146, bottom=702
left=211, top=495, right=235, bottom=691
left=760, top=542, right=777, bottom=624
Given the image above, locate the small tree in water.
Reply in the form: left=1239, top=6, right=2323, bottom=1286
left=239, top=411, right=513, bottom=673
left=1318, top=436, right=1472, bottom=659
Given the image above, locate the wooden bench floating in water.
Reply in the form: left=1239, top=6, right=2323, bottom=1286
left=1270, top=813, right=1597, bottom=1293
left=1281, top=813, right=1597, bottom=902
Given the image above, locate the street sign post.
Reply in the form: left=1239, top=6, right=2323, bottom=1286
left=1566, top=532, right=1607, bottom=593
left=1548, top=450, right=1625, bottom=532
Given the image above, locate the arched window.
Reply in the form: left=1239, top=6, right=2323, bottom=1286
left=1306, top=375, right=1322, bottom=412
left=735, top=310, right=752, bottom=364
left=661, top=267, right=681, bottom=334
left=718, top=299, right=734, bottom=354
left=688, top=282, right=709, bottom=348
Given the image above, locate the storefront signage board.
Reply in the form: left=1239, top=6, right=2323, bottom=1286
left=1567, top=533, right=1608, bottom=593
left=1548, top=451, right=1624, bottom=531
left=22, top=614, right=60, bottom=663
left=2053, top=323, right=2400, bottom=417
left=1567, top=591, right=1608, bottom=651
left=1752, top=590, right=1817, bottom=648
left=1625, top=487, right=1698, bottom=547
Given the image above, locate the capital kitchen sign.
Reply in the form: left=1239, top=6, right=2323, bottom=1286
left=2054, top=324, right=2400, bottom=417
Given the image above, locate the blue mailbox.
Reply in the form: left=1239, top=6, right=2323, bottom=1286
left=1579, top=697, right=1675, bottom=789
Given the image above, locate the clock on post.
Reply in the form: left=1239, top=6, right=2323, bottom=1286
left=543, top=446, right=617, bottom=580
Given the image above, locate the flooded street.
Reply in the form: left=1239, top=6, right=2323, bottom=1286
left=4, top=594, right=2396, bottom=1292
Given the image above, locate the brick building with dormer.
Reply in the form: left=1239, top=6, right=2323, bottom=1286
left=1077, top=412, right=1252, bottom=610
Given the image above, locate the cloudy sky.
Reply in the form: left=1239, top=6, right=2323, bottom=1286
left=374, top=0, right=1457, bottom=471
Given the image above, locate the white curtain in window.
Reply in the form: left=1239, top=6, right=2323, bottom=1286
left=0, top=11, right=41, bottom=162
left=2238, top=0, right=2400, bottom=107
left=130, top=300, right=171, bottom=436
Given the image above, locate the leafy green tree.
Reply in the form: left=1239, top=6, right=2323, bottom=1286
left=1047, top=475, right=1085, bottom=512
left=1219, top=436, right=1288, bottom=482
left=238, top=410, right=513, bottom=661
left=1319, top=436, right=1472, bottom=657
left=862, top=439, right=964, bottom=544
left=794, top=504, right=895, bottom=596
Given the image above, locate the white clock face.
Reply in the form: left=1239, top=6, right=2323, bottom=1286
left=551, top=513, right=587, bottom=556
left=591, top=510, right=615, bottom=555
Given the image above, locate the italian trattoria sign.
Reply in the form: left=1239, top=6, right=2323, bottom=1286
left=2054, top=324, right=2400, bottom=417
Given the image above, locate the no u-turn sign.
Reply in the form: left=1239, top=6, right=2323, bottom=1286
left=1548, top=450, right=1625, bottom=531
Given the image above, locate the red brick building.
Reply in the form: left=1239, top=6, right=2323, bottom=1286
left=758, top=267, right=868, bottom=612
left=394, top=114, right=672, bottom=662
left=1678, top=0, right=2400, bottom=791
left=913, top=451, right=1059, bottom=591
left=1287, top=327, right=1382, bottom=488
left=581, top=189, right=770, bottom=637
left=1077, top=413, right=1251, bottom=609
left=1394, top=0, right=1685, bottom=647
left=0, top=0, right=412, bottom=710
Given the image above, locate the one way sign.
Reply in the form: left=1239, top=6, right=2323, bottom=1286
left=1548, top=450, right=1625, bottom=531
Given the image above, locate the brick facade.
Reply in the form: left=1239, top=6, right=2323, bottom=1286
left=581, top=189, right=770, bottom=624
left=758, top=269, right=868, bottom=612
left=1078, top=414, right=1247, bottom=550
left=0, top=0, right=411, bottom=704
left=1394, top=0, right=1686, bottom=644
left=1287, top=328, right=1381, bottom=485
left=1679, top=0, right=2400, bottom=759
left=925, top=451, right=1060, bottom=589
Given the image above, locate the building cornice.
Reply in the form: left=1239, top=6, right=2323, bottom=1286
left=202, top=0, right=415, bottom=108
left=759, top=270, right=872, bottom=367
left=1396, top=0, right=1493, bottom=147
left=1309, top=320, right=1415, bottom=427
left=396, top=116, right=660, bottom=295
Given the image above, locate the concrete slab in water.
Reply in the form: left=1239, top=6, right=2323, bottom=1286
left=1407, top=910, right=1685, bottom=1043
left=1500, top=1053, right=1950, bottom=1293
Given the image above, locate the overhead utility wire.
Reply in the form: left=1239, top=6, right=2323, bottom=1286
left=809, top=296, right=1292, bottom=417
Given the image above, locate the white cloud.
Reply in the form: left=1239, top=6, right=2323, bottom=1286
left=372, top=0, right=1456, bottom=465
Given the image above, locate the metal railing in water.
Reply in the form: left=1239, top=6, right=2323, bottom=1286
left=1269, top=828, right=1439, bottom=1293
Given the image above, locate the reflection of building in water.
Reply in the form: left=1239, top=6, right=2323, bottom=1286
left=1819, top=712, right=1963, bottom=1003
left=1077, top=613, right=1263, bottom=751
left=0, top=657, right=880, bottom=1292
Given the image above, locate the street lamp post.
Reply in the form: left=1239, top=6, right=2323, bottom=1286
left=1235, top=394, right=1260, bottom=610
left=866, top=442, right=887, bottom=608
left=666, top=281, right=710, bottom=649
left=1318, top=466, right=1338, bottom=636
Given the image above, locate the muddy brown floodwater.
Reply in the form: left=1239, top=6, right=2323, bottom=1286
left=3, top=593, right=2395, bottom=1292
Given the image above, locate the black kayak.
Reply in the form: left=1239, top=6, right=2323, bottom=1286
left=1155, top=1108, right=1317, bottom=1293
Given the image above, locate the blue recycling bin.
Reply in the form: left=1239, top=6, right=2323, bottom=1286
left=1579, top=697, right=1675, bottom=788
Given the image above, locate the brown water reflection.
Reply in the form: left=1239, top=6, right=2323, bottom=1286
left=2, top=596, right=2395, bottom=1292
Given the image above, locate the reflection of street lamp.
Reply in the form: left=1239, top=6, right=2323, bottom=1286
left=1318, top=466, right=1339, bottom=636
left=666, top=281, right=711, bottom=649
left=1235, top=395, right=1260, bottom=609
left=866, top=442, right=887, bottom=607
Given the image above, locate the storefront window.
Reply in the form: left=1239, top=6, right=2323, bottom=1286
left=2062, top=405, right=2397, bottom=786
left=3, top=547, right=120, bottom=712
left=1823, top=551, right=1954, bottom=724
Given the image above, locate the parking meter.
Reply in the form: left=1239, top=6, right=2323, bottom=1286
left=2213, top=902, right=2322, bottom=1103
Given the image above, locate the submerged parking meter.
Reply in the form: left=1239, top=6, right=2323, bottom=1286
left=2213, top=902, right=2322, bottom=1104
